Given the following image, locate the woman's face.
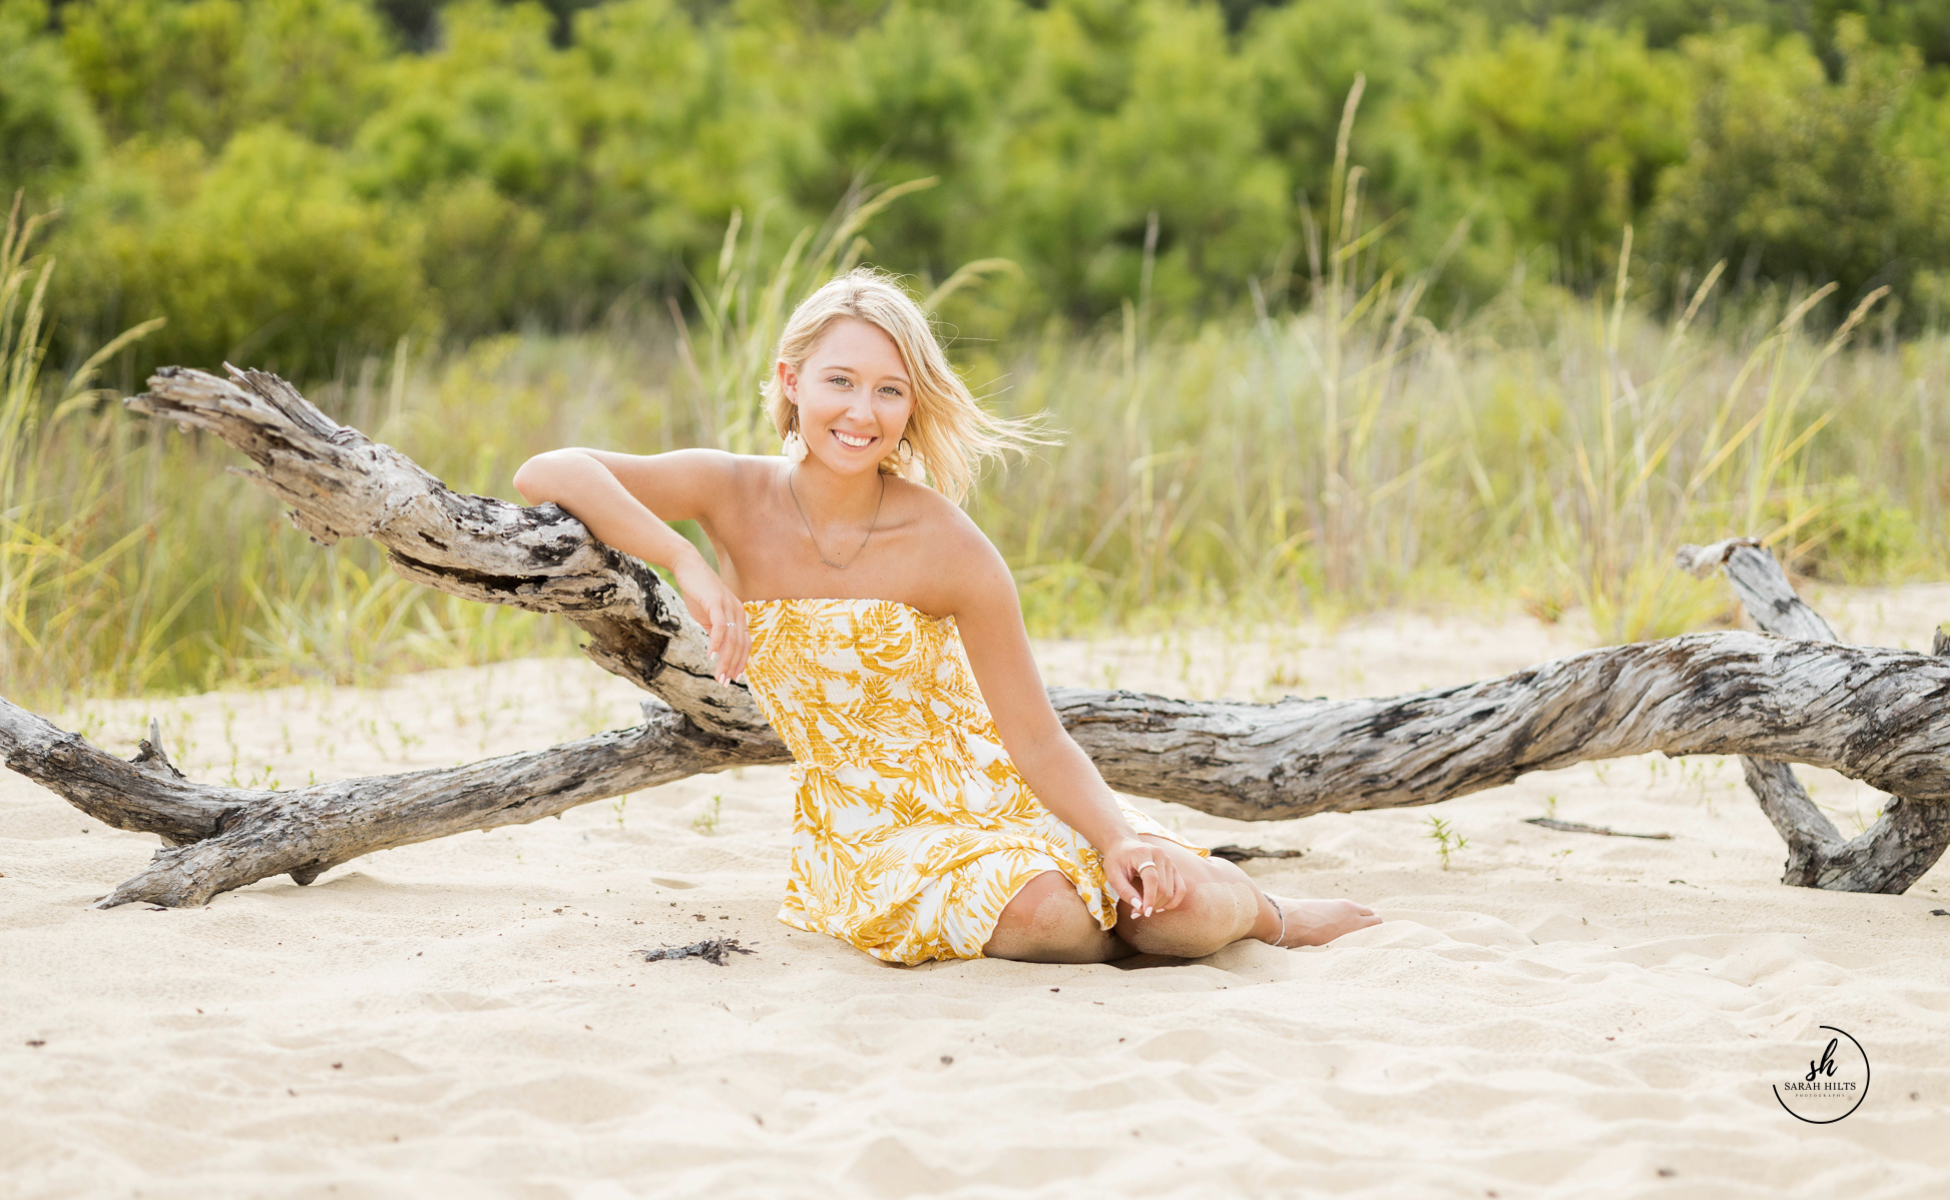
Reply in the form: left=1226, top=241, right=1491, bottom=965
left=779, top=317, right=915, bottom=476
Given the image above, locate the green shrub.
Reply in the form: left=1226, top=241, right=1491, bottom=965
left=778, top=0, right=1024, bottom=293
left=1647, top=23, right=1941, bottom=307
left=0, top=0, right=102, bottom=201
left=1403, top=21, right=1693, bottom=290
left=352, top=0, right=757, bottom=327
left=54, top=126, right=426, bottom=377
left=59, top=0, right=390, bottom=147
left=1811, top=0, right=1950, bottom=67
left=414, top=179, right=551, bottom=340
left=1242, top=0, right=1437, bottom=222
left=989, top=0, right=1290, bottom=319
left=23, top=0, right=1950, bottom=368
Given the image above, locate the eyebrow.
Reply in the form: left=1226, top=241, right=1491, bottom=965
left=817, top=363, right=911, bottom=385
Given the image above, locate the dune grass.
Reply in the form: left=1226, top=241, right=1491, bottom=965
left=3, top=184, right=1944, bottom=708
left=969, top=254, right=1931, bottom=640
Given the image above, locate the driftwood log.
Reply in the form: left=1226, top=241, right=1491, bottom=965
left=1675, top=538, right=1950, bottom=892
left=2, top=366, right=1947, bottom=906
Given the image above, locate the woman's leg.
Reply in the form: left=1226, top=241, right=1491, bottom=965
left=983, top=848, right=1382, bottom=963
left=1112, top=839, right=1381, bottom=958
left=983, top=870, right=1127, bottom=963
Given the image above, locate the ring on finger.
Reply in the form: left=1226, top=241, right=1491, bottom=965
left=1135, top=862, right=1158, bottom=874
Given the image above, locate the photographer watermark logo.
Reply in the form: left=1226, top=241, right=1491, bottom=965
left=1774, top=1026, right=1870, bottom=1124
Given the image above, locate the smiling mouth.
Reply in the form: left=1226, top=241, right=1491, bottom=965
left=831, top=430, right=876, bottom=450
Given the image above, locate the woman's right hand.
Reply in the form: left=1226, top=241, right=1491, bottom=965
left=1101, top=836, right=1191, bottom=918
left=672, top=554, right=749, bottom=684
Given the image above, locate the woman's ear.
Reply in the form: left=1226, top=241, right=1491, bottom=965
left=775, top=359, right=796, bottom=403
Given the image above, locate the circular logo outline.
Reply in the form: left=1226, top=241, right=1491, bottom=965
left=1774, top=1025, right=1870, bottom=1124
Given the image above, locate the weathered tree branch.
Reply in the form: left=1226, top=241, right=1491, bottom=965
left=127, top=366, right=778, bottom=745
left=1057, top=633, right=1950, bottom=816
left=1677, top=537, right=1950, bottom=892
left=0, top=697, right=750, bottom=907
left=10, top=629, right=1950, bottom=905
left=2, top=367, right=1947, bottom=906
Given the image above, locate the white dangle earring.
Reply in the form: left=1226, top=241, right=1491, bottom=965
left=783, top=403, right=809, bottom=465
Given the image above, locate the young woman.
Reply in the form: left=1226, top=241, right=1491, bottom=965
left=513, top=269, right=1380, bottom=965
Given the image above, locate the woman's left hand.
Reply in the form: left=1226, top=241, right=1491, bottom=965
left=1101, top=838, right=1190, bottom=918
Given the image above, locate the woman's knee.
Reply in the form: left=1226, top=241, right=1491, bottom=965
left=993, top=871, right=1079, bottom=937
left=1116, top=871, right=1257, bottom=958
left=985, top=871, right=1116, bottom=963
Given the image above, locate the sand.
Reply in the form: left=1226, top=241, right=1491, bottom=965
left=5, top=586, right=1950, bottom=1199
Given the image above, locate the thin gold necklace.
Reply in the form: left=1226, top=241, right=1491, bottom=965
left=787, top=467, right=885, bottom=570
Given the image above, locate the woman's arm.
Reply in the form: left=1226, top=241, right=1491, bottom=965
left=512, top=448, right=750, bottom=682
left=945, top=526, right=1190, bottom=917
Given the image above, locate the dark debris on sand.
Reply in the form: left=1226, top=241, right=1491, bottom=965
left=1208, top=844, right=1307, bottom=862
left=638, top=937, right=756, bottom=966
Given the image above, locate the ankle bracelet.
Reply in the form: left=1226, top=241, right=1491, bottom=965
left=1268, top=896, right=1285, bottom=946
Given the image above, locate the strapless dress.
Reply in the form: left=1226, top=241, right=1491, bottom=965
left=741, top=597, right=1203, bottom=964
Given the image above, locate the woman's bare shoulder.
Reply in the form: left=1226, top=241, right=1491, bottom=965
left=720, top=451, right=783, bottom=483
left=684, top=449, right=781, bottom=482
left=890, top=477, right=987, bottom=541
left=890, top=480, right=1012, bottom=612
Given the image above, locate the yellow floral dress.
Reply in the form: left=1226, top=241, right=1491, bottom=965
left=742, top=597, right=1203, bottom=965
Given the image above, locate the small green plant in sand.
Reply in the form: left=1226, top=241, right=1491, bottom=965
left=692, top=795, right=723, bottom=837
left=612, top=793, right=629, bottom=832
left=1424, top=815, right=1470, bottom=870
left=223, top=761, right=279, bottom=791
left=1266, top=663, right=1305, bottom=692
left=1672, top=758, right=1722, bottom=816
left=1816, top=797, right=1880, bottom=836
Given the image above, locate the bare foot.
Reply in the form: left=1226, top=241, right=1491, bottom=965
left=1262, top=896, right=1380, bottom=947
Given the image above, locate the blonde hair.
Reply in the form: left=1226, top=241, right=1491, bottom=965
left=761, top=267, right=1042, bottom=503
